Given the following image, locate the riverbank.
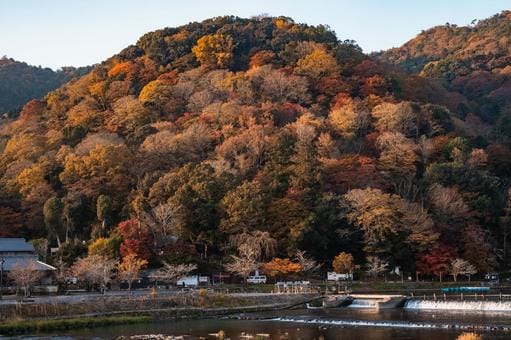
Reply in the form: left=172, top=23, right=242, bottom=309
left=0, top=315, right=153, bottom=336
left=0, top=292, right=316, bottom=336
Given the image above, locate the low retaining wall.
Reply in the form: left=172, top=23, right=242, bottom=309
left=0, top=293, right=315, bottom=322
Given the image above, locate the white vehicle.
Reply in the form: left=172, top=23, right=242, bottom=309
left=327, top=271, right=352, bottom=281
left=247, top=275, right=267, bottom=284
left=177, top=275, right=199, bottom=287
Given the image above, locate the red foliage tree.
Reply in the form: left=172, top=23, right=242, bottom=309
left=322, top=155, right=383, bottom=194
left=416, top=244, right=456, bottom=282
left=317, top=76, right=351, bottom=97
left=19, top=99, right=44, bottom=122
left=118, top=218, right=154, bottom=261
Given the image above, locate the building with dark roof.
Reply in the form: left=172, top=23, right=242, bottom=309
left=0, top=238, right=56, bottom=291
left=0, top=238, right=56, bottom=272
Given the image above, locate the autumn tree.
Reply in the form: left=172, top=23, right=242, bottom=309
left=450, top=258, right=477, bottom=282
left=59, top=144, right=133, bottom=198
left=247, top=65, right=310, bottom=104
left=328, top=98, right=370, bottom=139
left=138, top=78, right=180, bottom=115
left=9, top=262, right=42, bottom=297
left=261, top=258, right=302, bottom=279
left=229, top=230, right=277, bottom=261
left=294, top=250, right=321, bottom=274
left=71, top=255, right=116, bottom=293
left=192, top=33, right=234, bottom=70
left=249, top=50, right=277, bottom=69
left=118, top=218, right=154, bottom=261
left=225, top=243, right=260, bottom=285
left=376, top=132, right=419, bottom=179
left=88, top=236, right=120, bottom=259
left=14, top=162, right=53, bottom=204
left=295, top=49, right=339, bottom=80
left=118, top=254, right=148, bottom=291
left=416, top=244, right=455, bottom=282
left=332, top=252, right=355, bottom=276
left=151, top=262, right=197, bottom=285
left=372, top=102, right=421, bottom=137
left=345, top=188, right=438, bottom=267
left=366, top=256, right=389, bottom=279
left=142, top=202, right=179, bottom=251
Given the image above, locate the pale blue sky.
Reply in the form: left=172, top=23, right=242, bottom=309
left=0, top=0, right=508, bottom=69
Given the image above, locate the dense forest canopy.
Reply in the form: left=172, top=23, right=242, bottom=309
left=1, top=14, right=510, bottom=277
left=378, top=11, right=511, bottom=128
left=0, top=56, right=91, bottom=118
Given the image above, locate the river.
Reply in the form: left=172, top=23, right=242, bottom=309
left=31, top=307, right=511, bottom=339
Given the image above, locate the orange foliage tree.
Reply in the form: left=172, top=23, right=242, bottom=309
left=261, top=258, right=302, bottom=279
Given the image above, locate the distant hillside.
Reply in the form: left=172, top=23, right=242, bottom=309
left=0, top=56, right=90, bottom=117
left=0, top=15, right=508, bottom=274
left=378, top=11, right=511, bottom=126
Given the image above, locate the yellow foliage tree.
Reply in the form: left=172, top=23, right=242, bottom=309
left=377, top=132, right=419, bottom=178
left=14, top=162, right=53, bottom=203
left=296, top=49, right=339, bottom=80
left=328, top=99, right=370, bottom=139
left=117, top=253, right=147, bottom=291
left=192, top=33, right=234, bottom=70
left=332, top=252, right=355, bottom=275
left=88, top=236, right=119, bottom=259
left=107, top=61, right=139, bottom=80
left=344, top=188, right=438, bottom=256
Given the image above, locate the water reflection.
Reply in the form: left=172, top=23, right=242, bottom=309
left=29, top=308, right=511, bottom=340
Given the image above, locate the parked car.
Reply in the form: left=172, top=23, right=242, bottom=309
left=485, top=272, right=500, bottom=287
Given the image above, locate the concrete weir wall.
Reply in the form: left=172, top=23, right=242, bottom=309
left=325, top=294, right=408, bottom=309
left=351, top=294, right=408, bottom=309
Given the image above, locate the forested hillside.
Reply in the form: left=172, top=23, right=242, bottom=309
left=0, top=15, right=509, bottom=277
left=0, top=56, right=90, bottom=118
left=379, top=11, right=511, bottom=131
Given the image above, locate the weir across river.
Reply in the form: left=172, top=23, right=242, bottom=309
left=319, top=293, right=511, bottom=311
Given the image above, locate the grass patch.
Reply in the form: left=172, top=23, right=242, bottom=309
left=0, top=315, right=153, bottom=336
